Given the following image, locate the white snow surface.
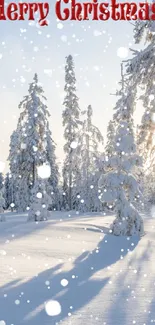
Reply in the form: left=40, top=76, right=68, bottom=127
left=0, top=210, right=155, bottom=325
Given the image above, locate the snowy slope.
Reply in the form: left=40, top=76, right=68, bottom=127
left=0, top=211, right=155, bottom=325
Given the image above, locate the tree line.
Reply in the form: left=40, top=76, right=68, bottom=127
left=3, top=55, right=104, bottom=215
left=1, top=19, right=155, bottom=236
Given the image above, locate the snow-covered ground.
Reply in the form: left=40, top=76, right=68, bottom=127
left=0, top=211, right=155, bottom=325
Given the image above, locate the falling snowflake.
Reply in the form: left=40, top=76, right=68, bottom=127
left=57, top=23, right=63, bottom=29
left=93, top=66, right=99, bottom=71
left=70, top=141, right=78, bottom=149
left=149, top=94, right=154, bottom=101
left=61, top=279, right=68, bottom=287
left=21, top=143, right=27, bottom=149
left=20, top=76, right=26, bottom=83
left=61, top=35, right=67, bottom=42
left=33, top=146, right=38, bottom=152
left=10, top=203, right=15, bottom=208
left=37, top=164, right=51, bottom=179
left=36, top=192, right=42, bottom=199
left=44, top=300, right=61, bottom=316
left=0, top=321, right=6, bottom=325
left=0, top=250, right=6, bottom=256
left=15, top=299, right=20, bottom=305
left=117, top=47, right=128, bottom=58
left=44, top=69, right=53, bottom=77
left=93, top=30, right=101, bottom=37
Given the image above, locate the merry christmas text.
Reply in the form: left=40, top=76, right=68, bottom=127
left=55, top=0, right=155, bottom=21
left=0, top=0, right=155, bottom=25
left=0, top=0, right=49, bottom=25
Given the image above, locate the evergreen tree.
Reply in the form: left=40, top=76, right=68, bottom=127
left=62, top=55, right=81, bottom=210
left=18, top=73, right=48, bottom=186
left=0, top=173, right=4, bottom=190
left=127, top=20, right=155, bottom=204
left=8, top=74, right=59, bottom=212
left=105, top=119, right=116, bottom=173
left=105, top=120, right=115, bottom=158
left=76, top=105, right=104, bottom=212
left=0, top=190, right=5, bottom=221
left=99, top=66, right=144, bottom=236
left=8, top=126, right=23, bottom=210
left=62, top=170, right=69, bottom=210
left=46, top=127, right=60, bottom=210
left=4, top=173, right=14, bottom=210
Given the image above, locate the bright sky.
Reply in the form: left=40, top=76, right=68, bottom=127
left=0, top=0, right=145, bottom=172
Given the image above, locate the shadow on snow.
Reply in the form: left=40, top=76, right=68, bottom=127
left=0, top=233, right=140, bottom=325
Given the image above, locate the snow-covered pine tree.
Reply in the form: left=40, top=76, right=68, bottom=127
left=99, top=65, right=144, bottom=236
left=8, top=114, right=30, bottom=211
left=126, top=19, right=155, bottom=204
left=132, top=124, right=145, bottom=209
left=0, top=190, right=5, bottom=221
left=75, top=105, right=104, bottom=212
left=105, top=119, right=116, bottom=173
left=0, top=173, right=4, bottom=191
left=9, top=112, right=26, bottom=181
left=62, top=170, right=69, bottom=210
left=46, top=127, right=60, bottom=210
left=18, top=73, right=48, bottom=186
left=4, top=173, right=14, bottom=210
left=133, top=20, right=154, bottom=45
left=105, top=120, right=115, bottom=159
left=9, top=74, right=59, bottom=212
left=62, top=55, right=81, bottom=210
